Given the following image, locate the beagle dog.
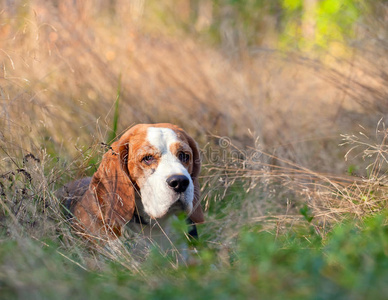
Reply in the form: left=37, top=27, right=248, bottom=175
left=59, top=123, right=204, bottom=244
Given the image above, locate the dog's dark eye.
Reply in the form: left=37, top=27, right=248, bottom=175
left=178, top=152, right=190, bottom=163
left=142, top=155, right=155, bottom=165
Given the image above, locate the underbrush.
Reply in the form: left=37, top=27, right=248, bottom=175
left=0, top=122, right=387, bottom=299
left=1, top=211, right=388, bottom=299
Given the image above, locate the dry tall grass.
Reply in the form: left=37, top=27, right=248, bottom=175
left=2, top=1, right=382, bottom=166
left=0, top=0, right=387, bottom=266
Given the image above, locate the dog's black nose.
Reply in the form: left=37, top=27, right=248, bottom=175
left=166, top=175, right=190, bottom=193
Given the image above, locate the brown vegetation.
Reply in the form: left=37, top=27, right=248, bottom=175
left=0, top=0, right=387, bottom=251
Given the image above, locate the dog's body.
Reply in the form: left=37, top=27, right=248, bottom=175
left=58, top=123, right=204, bottom=245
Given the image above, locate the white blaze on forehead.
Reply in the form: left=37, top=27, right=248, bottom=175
left=147, top=127, right=179, bottom=153
left=141, top=126, right=194, bottom=219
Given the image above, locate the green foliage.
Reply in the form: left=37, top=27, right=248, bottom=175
left=300, top=204, right=314, bottom=223
left=347, top=164, right=359, bottom=176
left=146, top=0, right=363, bottom=52
left=2, top=212, right=388, bottom=299
left=316, top=0, right=360, bottom=45
left=145, top=0, right=363, bottom=51
left=283, top=0, right=302, bottom=10
left=280, top=0, right=360, bottom=51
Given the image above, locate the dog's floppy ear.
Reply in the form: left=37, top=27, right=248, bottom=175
left=118, top=134, right=131, bottom=180
left=185, top=133, right=205, bottom=224
left=117, top=125, right=141, bottom=182
left=88, top=139, right=136, bottom=236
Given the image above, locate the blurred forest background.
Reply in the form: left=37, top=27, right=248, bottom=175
left=1, top=0, right=387, bottom=176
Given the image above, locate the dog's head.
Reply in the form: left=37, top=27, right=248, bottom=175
left=114, top=123, right=204, bottom=223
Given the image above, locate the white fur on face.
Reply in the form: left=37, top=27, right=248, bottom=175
left=140, top=127, right=194, bottom=219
